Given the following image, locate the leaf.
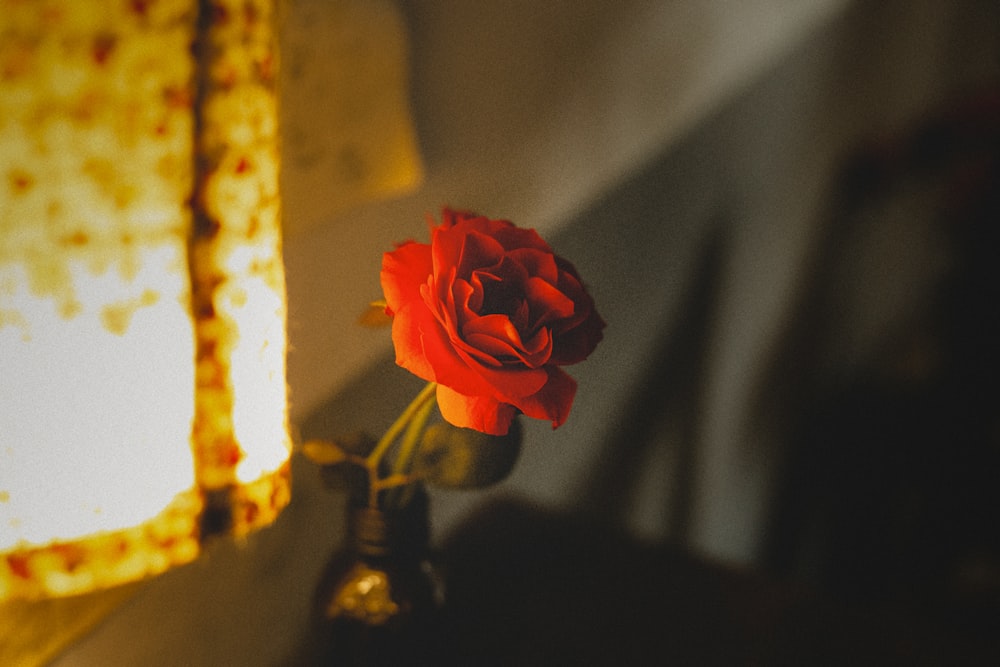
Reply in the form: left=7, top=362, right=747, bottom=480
left=413, top=418, right=523, bottom=489
left=301, top=434, right=375, bottom=495
left=301, top=439, right=351, bottom=465
left=358, top=300, right=393, bottom=327
left=302, top=432, right=376, bottom=463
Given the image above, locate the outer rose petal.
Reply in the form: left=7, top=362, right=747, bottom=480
left=381, top=241, right=433, bottom=314
left=436, top=384, right=518, bottom=436
left=505, top=366, right=577, bottom=429
left=389, top=301, right=438, bottom=383
left=417, top=293, right=560, bottom=406
left=549, top=302, right=605, bottom=364
left=451, top=341, right=549, bottom=398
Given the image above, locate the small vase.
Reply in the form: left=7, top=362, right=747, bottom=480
left=300, top=487, right=440, bottom=666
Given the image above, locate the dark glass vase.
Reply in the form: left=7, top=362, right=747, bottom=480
left=299, top=487, right=440, bottom=666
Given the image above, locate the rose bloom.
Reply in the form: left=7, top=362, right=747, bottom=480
left=380, top=208, right=605, bottom=435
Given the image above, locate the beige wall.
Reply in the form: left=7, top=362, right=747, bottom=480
left=55, top=1, right=1000, bottom=664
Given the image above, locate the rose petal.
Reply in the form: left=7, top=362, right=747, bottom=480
left=462, top=313, right=519, bottom=345
left=436, top=332, right=547, bottom=396
left=506, top=366, right=577, bottom=429
left=550, top=309, right=605, bottom=365
left=459, top=231, right=506, bottom=277
left=440, top=207, right=485, bottom=230
left=490, top=224, right=552, bottom=254
left=461, top=274, right=486, bottom=315
left=413, top=306, right=505, bottom=396
left=385, top=207, right=604, bottom=435
left=427, top=267, right=460, bottom=336
left=433, top=225, right=502, bottom=281
left=452, top=341, right=549, bottom=398
left=510, top=299, right=531, bottom=333
left=462, top=313, right=552, bottom=367
left=452, top=213, right=514, bottom=240
left=389, top=301, right=438, bottom=382
left=551, top=259, right=594, bottom=328
left=524, top=276, right=575, bottom=328
left=472, top=258, right=529, bottom=320
left=507, top=247, right=559, bottom=284
left=381, top=241, right=432, bottom=313
left=547, top=285, right=605, bottom=365
left=436, top=384, right=518, bottom=435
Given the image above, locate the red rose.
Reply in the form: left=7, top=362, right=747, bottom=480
left=380, top=208, right=605, bottom=435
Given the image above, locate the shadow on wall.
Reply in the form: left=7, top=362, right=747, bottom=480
left=760, top=89, right=1000, bottom=621
left=290, top=3, right=1000, bottom=662
left=300, top=0, right=1000, bottom=592
left=569, top=0, right=1000, bottom=567
left=297, top=99, right=733, bottom=543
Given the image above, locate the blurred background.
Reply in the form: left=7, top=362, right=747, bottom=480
left=55, top=0, right=999, bottom=663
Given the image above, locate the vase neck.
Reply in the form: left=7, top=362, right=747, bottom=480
left=350, top=492, right=429, bottom=560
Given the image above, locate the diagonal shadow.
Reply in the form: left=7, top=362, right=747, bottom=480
left=578, top=222, right=727, bottom=540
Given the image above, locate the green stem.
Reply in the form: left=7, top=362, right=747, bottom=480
left=372, top=472, right=420, bottom=493
left=392, top=390, right=437, bottom=477
left=385, top=388, right=437, bottom=509
left=364, top=381, right=437, bottom=508
left=365, top=381, right=437, bottom=469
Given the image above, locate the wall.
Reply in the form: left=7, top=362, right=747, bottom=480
left=54, top=0, right=1000, bottom=664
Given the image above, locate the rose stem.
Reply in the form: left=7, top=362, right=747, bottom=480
left=365, top=381, right=437, bottom=469
left=385, top=390, right=437, bottom=508
left=364, top=381, right=437, bottom=507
